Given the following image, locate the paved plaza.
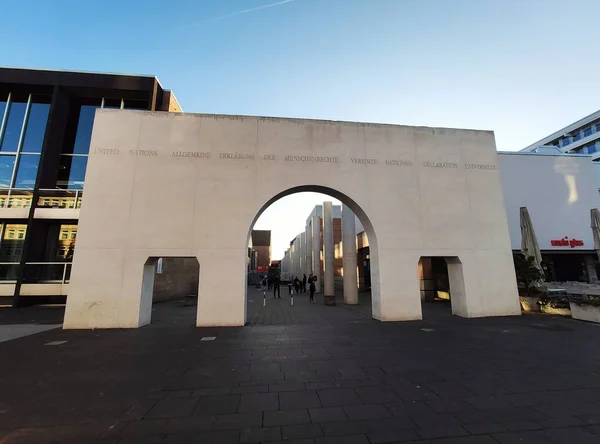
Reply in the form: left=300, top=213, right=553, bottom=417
left=2, top=291, right=600, bottom=443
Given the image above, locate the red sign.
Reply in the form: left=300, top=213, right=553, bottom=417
left=550, top=237, right=584, bottom=248
left=257, top=266, right=268, bottom=273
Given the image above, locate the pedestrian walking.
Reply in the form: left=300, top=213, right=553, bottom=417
left=309, top=275, right=317, bottom=303
left=273, top=274, right=281, bottom=299
left=293, top=276, right=300, bottom=295
left=302, top=274, right=307, bottom=293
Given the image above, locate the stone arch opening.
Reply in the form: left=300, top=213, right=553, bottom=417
left=140, top=256, right=199, bottom=326
left=244, top=185, right=380, bottom=323
left=418, top=256, right=466, bottom=318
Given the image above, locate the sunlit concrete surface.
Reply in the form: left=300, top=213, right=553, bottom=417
left=65, top=112, right=520, bottom=329
left=0, top=324, right=61, bottom=343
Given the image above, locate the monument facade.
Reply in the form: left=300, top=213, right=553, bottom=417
left=63, top=111, right=521, bottom=328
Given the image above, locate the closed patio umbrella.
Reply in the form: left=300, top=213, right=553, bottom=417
left=520, top=207, right=544, bottom=277
left=591, top=208, right=600, bottom=262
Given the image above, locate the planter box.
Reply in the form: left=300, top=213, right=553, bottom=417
left=519, top=296, right=540, bottom=312
left=570, top=302, right=600, bottom=323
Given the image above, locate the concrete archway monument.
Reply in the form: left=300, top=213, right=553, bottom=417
left=63, top=112, right=521, bottom=329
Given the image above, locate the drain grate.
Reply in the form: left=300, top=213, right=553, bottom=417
left=201, top=336, right=216, bottom=341
left=45, top=341, right=67, bottom=346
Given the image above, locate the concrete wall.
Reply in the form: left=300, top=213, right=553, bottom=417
left=64, top=111, right=520, bottom=329
left=498, top=153, right=600, bottom=251
left=593, top=163, right=600, bottom=190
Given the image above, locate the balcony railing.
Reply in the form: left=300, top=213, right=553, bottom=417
left=37, top=189, right=82, bottom=209
left=0, top=189, right=34, bottom=209
left=0, top=262, right=72, bottom=285
left=23, top=262, right=72, bottom=284
left=0, top=189, right=82, bottom=210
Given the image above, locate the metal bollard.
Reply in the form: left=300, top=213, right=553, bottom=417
left=263, top=290, right=266, bottom=306
left=290, top=295, right=294, bottom=306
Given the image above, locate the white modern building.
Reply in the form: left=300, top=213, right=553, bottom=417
left=499, top=151, right=600, bottom=283
left=521, top=110, right=600, bottom=159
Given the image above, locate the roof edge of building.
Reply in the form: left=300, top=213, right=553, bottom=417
left=520, top=109, right=600, bottom=152
left=0, top=65, right=160, bottom=80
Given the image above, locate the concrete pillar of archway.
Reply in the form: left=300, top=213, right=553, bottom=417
left=447, top=251, right=521, bottom=318
left=197, top=249, right=246, bottom=326
left=323, top=201, right=335, bottom=304
left=311, top=215, right=321, bottom=293
left=342, top=205, right=358, bottom=305
left=373, top=249, right=422, bottom=321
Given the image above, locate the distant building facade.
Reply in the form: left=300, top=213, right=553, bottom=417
left=250, top=230, right=271, bottom=272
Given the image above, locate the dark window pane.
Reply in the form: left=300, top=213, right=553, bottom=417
left=123, top=99, right=147, bottom=110
left=563, top=138, right=571, bottom=146
left=103, top=98, right=121, bottom=109
left=589, top=145, right=597, bottom=154
left=14, top=154, right=40, bottom=189
left=0, top=101, right=27, bottom=152
left=583, top=128, right=592, bottom=138
left=22, top=103, right=50, bottom=153
left=0, top=223, right=27, bottom=263
left=71, top=105, right=99, bottom=154
left=0, top=155, right=16, bottom=188
left=56, top=155, right=88, bottom=190
left=44, top=224, right=77, bottom=262
left=0, top=99, right=7, bottom=128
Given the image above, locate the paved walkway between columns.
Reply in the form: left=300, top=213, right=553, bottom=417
left=2, top=296, right=600, bottom=443
left=246, top=286, right=373, bottom=327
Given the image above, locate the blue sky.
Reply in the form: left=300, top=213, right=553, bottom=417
left=2, top=0, right=599, bottom=259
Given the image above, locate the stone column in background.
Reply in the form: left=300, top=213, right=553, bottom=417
left=294, top=238, right=300, bottom=279
left=311, top=215, right=321, bottom=293
left=342, top=204, right=358, bottom=305
left=291, top=243, right=296, bottom=279
left=305, top=222, right=312, bottom=282
left=323, top=201, right=335, bottom=305
left=299, top=232, right=306, bottom=279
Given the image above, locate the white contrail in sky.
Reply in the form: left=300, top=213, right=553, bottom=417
left=176, top=0, right=296, bottom=30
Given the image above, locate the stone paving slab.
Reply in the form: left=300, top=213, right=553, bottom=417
left=2, top=293, right=600, bottom=443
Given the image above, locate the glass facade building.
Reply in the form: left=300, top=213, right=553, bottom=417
left=0, top=68, right=181, bottom=306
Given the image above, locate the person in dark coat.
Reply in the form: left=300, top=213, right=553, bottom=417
left=309, top=275, right=317, bottom=303
left=302, top=274, right=307, bottom=293
left=273, top=275, right=281, bottom=299
left=293, top=277, right=300, bottom=295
